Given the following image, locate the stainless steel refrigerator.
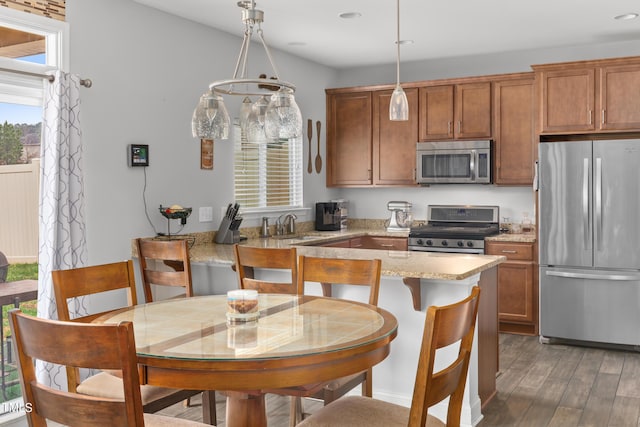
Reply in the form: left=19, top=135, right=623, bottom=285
left=538, top=139, right=640, bottom=347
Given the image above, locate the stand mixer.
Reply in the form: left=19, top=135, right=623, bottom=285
left=386, top=201, right=413, bottom=232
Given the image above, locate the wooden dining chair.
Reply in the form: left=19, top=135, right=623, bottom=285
left=274, top=255, right=382, bottom=426
left=297, top=286, right=482, bottom=427
left=232, top=244, right=300, bottom=294
left=136, top=238, right=194, bottom=302
left=52, top=260, right=216, bottom=424
left=9, top=309, right=210, bottom=427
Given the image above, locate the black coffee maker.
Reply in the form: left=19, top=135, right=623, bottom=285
left=315, top=202, right=341, bottom=231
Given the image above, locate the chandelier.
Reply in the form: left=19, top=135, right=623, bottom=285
left=191, top=1, right=303, bottom=142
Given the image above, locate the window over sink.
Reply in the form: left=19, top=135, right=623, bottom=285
left=233, top=120, right=303, bottom=211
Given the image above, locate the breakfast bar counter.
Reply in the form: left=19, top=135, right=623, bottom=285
left=188, top=233, right=504, bottom=280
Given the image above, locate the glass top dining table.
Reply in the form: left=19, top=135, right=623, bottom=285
left=95, top=294, right=398, bottom=427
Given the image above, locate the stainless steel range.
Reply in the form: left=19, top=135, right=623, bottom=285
left=408, top=205, right=500, bottom=254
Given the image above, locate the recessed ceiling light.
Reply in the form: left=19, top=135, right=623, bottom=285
left=339, top=12, right=362, bottom=19
left=614, top=13, right=639, bottom=20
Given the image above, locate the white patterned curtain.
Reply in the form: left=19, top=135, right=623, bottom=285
left=37, top=70, right=88, bottom=387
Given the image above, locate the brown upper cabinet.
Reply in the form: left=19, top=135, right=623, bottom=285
left=326, top=91, right=373, bottom=186
left=419, top=82, right=492, bottom=140
left=492, top=74, right=536, bottom=185
left=324, top=55, right=640, bottom=189
left=326, top=87, right=418, bottom=187
left=534, top=56, right=640, bottom=133
left=372, top=88, right=418, bottom=186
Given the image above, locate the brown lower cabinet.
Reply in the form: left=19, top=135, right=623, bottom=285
left=485, top=241, right=538, bottom=335
left=319, top=238, right=351, bottom=248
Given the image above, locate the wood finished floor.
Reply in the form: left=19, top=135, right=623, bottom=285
left=159, top=333, right=640, bottom=426
left=480, top=333, right=640, bottom=427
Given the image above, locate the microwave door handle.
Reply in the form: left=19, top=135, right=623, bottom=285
left=470, top=149, right=477, bottom=181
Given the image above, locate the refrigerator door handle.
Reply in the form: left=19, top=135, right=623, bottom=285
left=582, top=158, right=590, bottom=250
left=545, top=270, right=640, bottom=281
left=595, top=157, right=603, bottom=252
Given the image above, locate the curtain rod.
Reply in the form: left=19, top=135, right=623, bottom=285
left=0, top=67, right=92, bottom=88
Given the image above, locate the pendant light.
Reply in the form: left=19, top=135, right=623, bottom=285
left=191, top=1, right=302, bottom=142
left=389, top=0, right=409, bottom=121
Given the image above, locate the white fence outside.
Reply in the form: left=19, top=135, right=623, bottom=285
left=0, top=160, right=39, bottom=264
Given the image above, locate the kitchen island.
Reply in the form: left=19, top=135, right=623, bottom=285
left=138, top=231, right=504, bottom=427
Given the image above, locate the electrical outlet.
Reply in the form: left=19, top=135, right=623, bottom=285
left=199, top=206, right=213, bottom=222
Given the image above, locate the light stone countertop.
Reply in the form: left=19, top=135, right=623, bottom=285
left=486, top=233, right=536, bottom=243
left=188, top=227, right=504, bottom=281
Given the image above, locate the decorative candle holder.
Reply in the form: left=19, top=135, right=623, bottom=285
left=226, top=289, right=260, bottom=324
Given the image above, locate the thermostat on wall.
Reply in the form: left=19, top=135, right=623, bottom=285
left=128, top=144, right=149, bottom=167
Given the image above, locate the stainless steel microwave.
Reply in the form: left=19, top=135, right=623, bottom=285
left=416, top=140, right=492, bottom=184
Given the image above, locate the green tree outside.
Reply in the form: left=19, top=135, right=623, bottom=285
left=0, top=121, right=23, bottom=165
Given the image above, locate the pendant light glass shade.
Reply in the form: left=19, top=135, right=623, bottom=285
left=264, top=88, right=303, bottom=140
left=389, top=0, right=409, bottom=121
left=246, top=95, right=271, bottom=142
left=390, top=84, right=409, bottom=121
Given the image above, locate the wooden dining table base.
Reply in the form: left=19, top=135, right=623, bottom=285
left=224, top=391, right=268, bottom=427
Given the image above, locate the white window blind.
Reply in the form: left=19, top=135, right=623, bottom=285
left=234, top=122, right=303, bottom=209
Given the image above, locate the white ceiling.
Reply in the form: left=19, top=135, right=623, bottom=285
left=134, top=0, right=640, bottom=69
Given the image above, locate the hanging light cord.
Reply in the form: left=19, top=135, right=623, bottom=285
left=395, top=0, right=401, bottom=87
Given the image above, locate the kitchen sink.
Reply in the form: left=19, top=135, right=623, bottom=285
left=270, top=234, right=305, bottom=240
left=302, top=233, right=341, bottom=238
left=272, top=233, right=339, bottom=240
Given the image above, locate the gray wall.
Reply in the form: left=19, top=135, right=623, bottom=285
left=67, top=0, right=640, bottom=266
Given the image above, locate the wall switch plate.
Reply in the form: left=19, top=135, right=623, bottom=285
left=199, top=206, right=213, bottom=222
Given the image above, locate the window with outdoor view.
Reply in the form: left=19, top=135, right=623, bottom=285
left=0, top=4, right=66, bottom=415
left=233, top=121, right=303, bottom=210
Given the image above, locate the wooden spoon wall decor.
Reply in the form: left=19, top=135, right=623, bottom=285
left=307, top=119, right=313, bottom=174
left=315, top=120, right=322, bottom=173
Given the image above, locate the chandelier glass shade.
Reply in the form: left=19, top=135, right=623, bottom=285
left=245, top=95, right=270, bottom=142
left=191, top=1, right=302, bottom=142
left=389, top=0, right=409, bottom=121
left=191, top=93, right=230, bottom=139
left=265, top=88, right=303, bottom=140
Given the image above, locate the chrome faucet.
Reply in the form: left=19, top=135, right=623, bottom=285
left=276, top=213, right=297, bottom=236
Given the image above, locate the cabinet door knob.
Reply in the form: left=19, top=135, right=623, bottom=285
left=501, top=250, right=517, bottom=254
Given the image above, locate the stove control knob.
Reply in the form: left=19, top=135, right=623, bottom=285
left=426, top=240, right=433, bottom=246
left=441, top=240, right=448, bottom=247
left=457, top=241, right=464, bottom=247
left=467, top=241, right=474, bottom=248
left=416, top=239, right=424, bottom=245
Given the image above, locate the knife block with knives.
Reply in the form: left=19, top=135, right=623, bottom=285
left=215, top=203, right=242, bottom=244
